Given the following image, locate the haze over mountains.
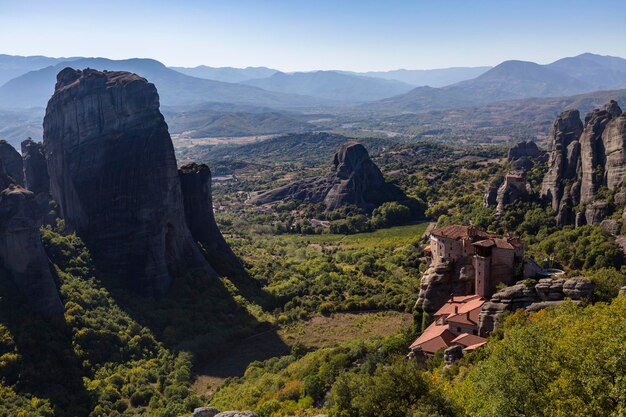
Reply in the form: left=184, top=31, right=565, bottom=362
left=0, top=57, right=327, bottom=109
left=370, top=53, right=626, bottom=113
left=241, top=71, right=415, bottom=102
left=171, top=65, right=278, bottom=83
left=1, top=52, right=626, bottom=146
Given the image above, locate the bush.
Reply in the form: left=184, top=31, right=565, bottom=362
left=371, top=202, right=412, bottom=229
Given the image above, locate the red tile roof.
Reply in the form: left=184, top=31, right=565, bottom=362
left=473, top=237, right=523, bottom=250
left=434, top=294, right=482, bottom=317
left=411, top=295, right=487, bottom=354
left=463, top=341, right=488, bottom=352
left=451, top=333, right=487, bottom=347
left=409, top=322, right=457, bottom=355
left=446, top=297, right=485, bottom=326
left=430, top=225, right=493, bottom=241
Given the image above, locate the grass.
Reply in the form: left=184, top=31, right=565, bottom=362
left=279, top=311, right=412, bottom=348
left=192, top=311, right=412, bottom=396
left=282, top=222, right=430, bottom=248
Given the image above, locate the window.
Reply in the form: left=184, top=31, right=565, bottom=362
left=473, top=330, right=477, bottom=335
left=457, top=327, right=461, bottom=333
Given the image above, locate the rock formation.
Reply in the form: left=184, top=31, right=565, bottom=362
left=0, top=185, right=63, bottom=317
left=415, top=260, right=476, bottom=315
left=0, top=140, right=24, bottom=186
left=541, top=101, right=626, bottom=225
left=191, top=408, right=219, bottom=417
left=179, top=162, right=240, bottom=276
left=484, top=141, right=544, bottom=211
left=495, top=173, right=532, bottom=213
left=541, top=110, right=584, bottom=213
left=508, top=140, right=542, bottom=161
left=444, top=345, right=464, bottom=366
left=478, top=277, right=594, bottom=334
left=43, top=68, right=215, bottom=296
left=21, top=138, right=49, bottom=195
left=250, top=142, right=409, bottom=213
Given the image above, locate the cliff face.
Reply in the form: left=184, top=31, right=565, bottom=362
left=251, top=142, right=408, bottom=212
left=495, top=174, right=532, bottom=213
left=178, top=163, right=240, bottom=276
left=323, top=143, right=395, bottom=211
left=415, top=260, right=475, bottom=315
left=484, top=141, right=543, bottom=212
left=43, top=68, right=213, bottom=296
left=477, top=277, right=594, bottom=335
left=0, top=185, right=63, bottom=317
left=0, top=140, right=24, bottom=187
left=21, top=138, right=49, bottom=196
left=541, top=101, right=626, bottom=225
left=540, top=110, right=584, bottom=213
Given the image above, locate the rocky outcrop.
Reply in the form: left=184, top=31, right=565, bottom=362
left=250, top=142, right=408, bottom=213
left=541, top=101, right=626, bottom=225
left=585, top=201, right=610, bottom=225
left=495, top=174, right=532, bottom=213
left=478, top=277, right=594, bottom=335
left=0, top=185, right=63, bottom=317
left=21, top=138, right=49, bottom=195
left=444, top=345, right=463, bottom=366
left=540, top=110, right=584, bottom=212
left=600, top=219, right=621, bottom=235
left=191, top=407, right=219, bottom=417
left=43, top=68, right=214, bottom=296
left=484, top=185, right=497, bottom=206
left=508, top=140, right=542, bottom=161
left=0, top=140, right=24, bottom=186
left=179, top=163, right=240, bottom=276
left=415, top=261, right=475, bottom=316
left=485, top=142, right=544, bottom=211
left=214, top=412, right=259, bottom=417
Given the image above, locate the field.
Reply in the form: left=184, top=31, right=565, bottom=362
left=192, top=311, right=411, bottom=396
left=281, top=222, right=431, bottom=248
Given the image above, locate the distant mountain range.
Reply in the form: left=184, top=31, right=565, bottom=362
left=350, top=67, right=492, bottom=87
left=0, top=54, right=81, bottom=86
left=0, top=57, right=329, bottom=109
left=170, top=65, right=278, bottom=83
left=241, top=71, right=415, bottom=102
left=1, top=52, right=626, bottom=145
left=368, top=53, right=626, bottom=113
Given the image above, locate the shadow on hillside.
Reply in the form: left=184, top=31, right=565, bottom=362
left=0, top=277, right=92, bottom=417
left=196, top=327, right=291, bottom=379
left=100, top=261, right=288, bottom=367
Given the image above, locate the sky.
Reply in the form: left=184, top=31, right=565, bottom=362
left=0, top=0, right=625, bottom=72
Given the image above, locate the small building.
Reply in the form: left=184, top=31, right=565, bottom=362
left=429, top=225, right=524, bottom=299
left=409, top=295, right=487, bottom=355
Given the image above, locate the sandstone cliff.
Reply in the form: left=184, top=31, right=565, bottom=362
left=179, top=162, right=240, bottom=276
left=251, top=142, right=408, bottom=212
left=495, top=174, right=532, bottom=213
left=478, top=277, right=594, bottom=334
left=43, top=68, right=214, bottom=296
left=0, top=185, right=63, bottom=317
left=21, top=138, right=49, bottom=196
left=484, top=141, right=544, bottom=211
left=541, top=101, right=626, bottom=225
left=540, top=109, right=584, bottom=213
left=0, top=140, right=24, bottom=187
left=415, top=260, right=476, bottom=316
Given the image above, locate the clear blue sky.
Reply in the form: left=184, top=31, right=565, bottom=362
left=1, top=0, right=624, bottom=71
